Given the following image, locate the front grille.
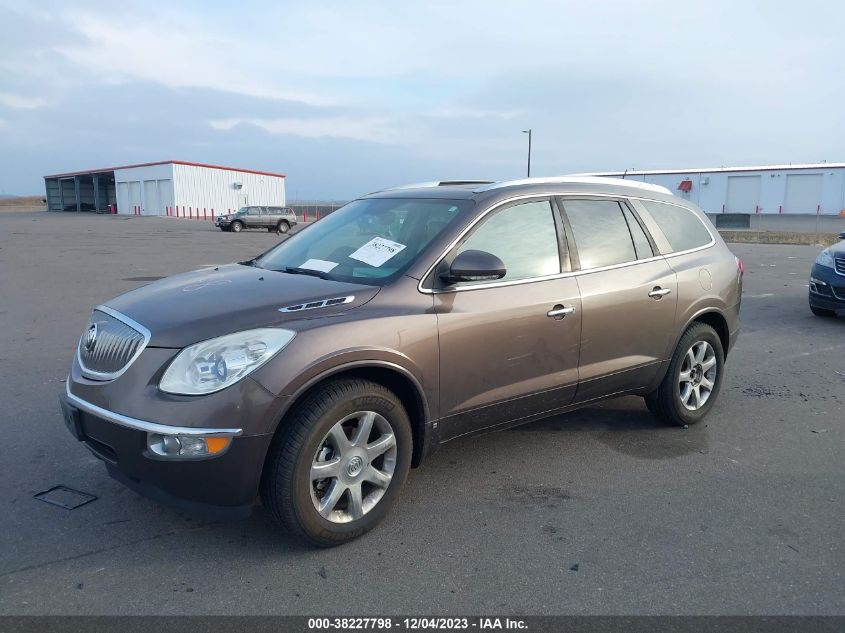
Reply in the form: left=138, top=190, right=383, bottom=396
left=834, top=257, right=845, bottom=276
left=77, top=308, right=149, bottom=380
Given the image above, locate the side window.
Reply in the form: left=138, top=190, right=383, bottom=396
left=622, top=205, right=654, bottom=259
left=562, top=199, right=637, bottom=269
left=453, top=199, right=560, bottom=285
left=640, top=200, right=712, bottom=252
left=247, top=207, right=258, bottom=215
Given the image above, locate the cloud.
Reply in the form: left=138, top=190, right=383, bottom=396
left=0, top=92, right=48, bottom=109
left=209, top=116, right=404, bottom=144
left=0, top=0, right=844, bottom=197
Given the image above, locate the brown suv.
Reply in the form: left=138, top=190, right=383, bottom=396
left=60, top=177, right=742, bottom=546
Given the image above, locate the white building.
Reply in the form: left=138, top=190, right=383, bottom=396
left=583, top=163, right=845, bottom=215
left=44, top=160, right=286, bottom=217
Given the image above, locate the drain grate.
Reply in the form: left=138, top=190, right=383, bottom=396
left=34, top=485, right=98, bottom=510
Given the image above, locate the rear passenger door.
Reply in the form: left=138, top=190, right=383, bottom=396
left=557, top=197, right=678, bottom=403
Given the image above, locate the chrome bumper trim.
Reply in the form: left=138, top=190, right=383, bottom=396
left=64, top=380, right=242, bottom=437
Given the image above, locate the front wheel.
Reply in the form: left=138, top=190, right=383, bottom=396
left=260, top=379, right=412, bottom=546
left=645, top=322, right=725, bottom=427
left=230, top=221, right=243, bottom=233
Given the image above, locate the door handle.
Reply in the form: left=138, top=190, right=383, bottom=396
left=547, top=305, right=576, bottom=318
left=648, top=287, right=672, bottom=299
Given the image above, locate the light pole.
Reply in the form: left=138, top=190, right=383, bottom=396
left=522, top=129, right=532, bottom=177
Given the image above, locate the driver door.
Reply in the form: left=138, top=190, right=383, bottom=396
left=433, top=198, right=582, bottom=440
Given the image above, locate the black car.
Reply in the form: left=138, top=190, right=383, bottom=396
left=215, top=206, right=298, bottom=234
left=809, top=231, right=845, bottom=317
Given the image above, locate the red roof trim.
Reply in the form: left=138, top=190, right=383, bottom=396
left=44, top=160, right=286, bottom=179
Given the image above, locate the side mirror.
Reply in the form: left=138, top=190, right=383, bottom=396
left=440, top=249, right=506, bottom=284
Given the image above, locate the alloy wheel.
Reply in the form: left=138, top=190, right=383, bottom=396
left=309, top=411, right=397, bottom=523
left=678, top=340, right=717, bottom=411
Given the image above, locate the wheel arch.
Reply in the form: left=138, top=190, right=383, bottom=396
left=685, top=309, right=730, bottom=358
left=268, top=361, right=432, bottom=469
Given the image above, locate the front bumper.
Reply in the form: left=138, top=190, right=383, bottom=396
left=60, top=382, right=273, bottom=518
left=809, top=263, right=845, bottom=311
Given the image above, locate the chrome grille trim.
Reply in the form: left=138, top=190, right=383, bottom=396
left=77, top=306, right=151, bottom=381
left=834, top=257, right=845, bottom=276
left=278, top=295, right=355, bottom=313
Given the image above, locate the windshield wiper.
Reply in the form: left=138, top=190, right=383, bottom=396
left=282, top=266, right=332, bottom=280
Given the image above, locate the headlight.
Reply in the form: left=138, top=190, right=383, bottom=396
left=160, top=328, right=295, bottom=395
left=815, top=248, right=834, bottom=268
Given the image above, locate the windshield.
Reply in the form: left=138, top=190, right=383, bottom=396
left=236, top=207, right=247, bottom=215
left=256, top=197, right=471, bottom=284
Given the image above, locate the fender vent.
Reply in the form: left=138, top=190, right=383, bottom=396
left=279, top=296, right=355, bottom=313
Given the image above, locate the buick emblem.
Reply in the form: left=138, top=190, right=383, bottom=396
left=346, top=456, right=364, bottom=477
left=84, top=323, right=98, bottom=351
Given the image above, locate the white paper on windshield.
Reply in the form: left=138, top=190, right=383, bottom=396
left=300, top=259, right=338, bottom=273
left=348, top=237, right=407, bottom=267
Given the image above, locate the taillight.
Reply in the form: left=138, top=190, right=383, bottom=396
left=736, top=256, right=744, bottom=276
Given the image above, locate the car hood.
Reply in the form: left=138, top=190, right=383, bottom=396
left=828, top=240, right=845, bottom=256
left=104, top=264, right=379, bottom=347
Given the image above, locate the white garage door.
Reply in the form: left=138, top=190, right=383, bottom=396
left=157, top=179, right=173, bottom=213
left=784, top=174, right=823, bottom=213
left=726, top=175, right=761, bottom=213
left=143, top=180, right=159, bottom=216
left=116, top=182, right=129, bottom=214
left=128, top=181, right=141, bottom=215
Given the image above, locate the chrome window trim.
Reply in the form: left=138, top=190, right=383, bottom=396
left=65, top=380, right=242, bottom=437
left=77, top=305, right=152, bottom=381
left=833, top=257, right=845, bottom=277
left=416, top=192, right=716, bottom=295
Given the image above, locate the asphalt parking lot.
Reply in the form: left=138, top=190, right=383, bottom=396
left=0, top=212, right=842, bottom=615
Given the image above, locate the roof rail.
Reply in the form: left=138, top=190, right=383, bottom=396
left=383, top=180, right=495, bottom=191
left=473, top=176, right=673, bottom=196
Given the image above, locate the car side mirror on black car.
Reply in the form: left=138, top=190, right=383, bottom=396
left=440, top=249, right=507, bottom=284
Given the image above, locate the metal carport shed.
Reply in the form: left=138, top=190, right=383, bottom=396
left=44, top=160, right=286, bottom=217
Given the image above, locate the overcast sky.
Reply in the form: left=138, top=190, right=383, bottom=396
left=1, top=0, right=843, bottom=198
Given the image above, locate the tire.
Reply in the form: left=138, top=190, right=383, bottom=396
left=645, top=322, right=725, bottom=427
left=230, top=221, right=243, bottom=233
left=276, top=221, right=290, bottom=235
left=810, top=305, right=836, bottom=317
left=260, top=379, right=412, bottom=547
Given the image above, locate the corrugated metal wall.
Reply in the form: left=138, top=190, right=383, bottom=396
left=115, top=163, right=174, bottom=215
left=594, top=167, right=845, bottom=215
left=172, top=164, right=285, bottom=217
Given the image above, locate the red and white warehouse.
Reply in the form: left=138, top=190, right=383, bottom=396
left=44, top=160, right=286, bottom=218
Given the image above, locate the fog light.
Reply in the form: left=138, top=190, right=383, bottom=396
left=147, top=433, right=233, bottom=459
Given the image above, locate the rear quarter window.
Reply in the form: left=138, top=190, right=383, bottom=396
left=640, top=200, right=713, bottom=253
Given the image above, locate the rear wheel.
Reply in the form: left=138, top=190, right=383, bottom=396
left=810, top=305, right=836, bottom=317
left=260, top=379, right=412, bottom=546
left=276, top=220, right=290, bottom=235
left=230, top=220, right=243, bottom=233
left=645, top=322, right=724, bottom=427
